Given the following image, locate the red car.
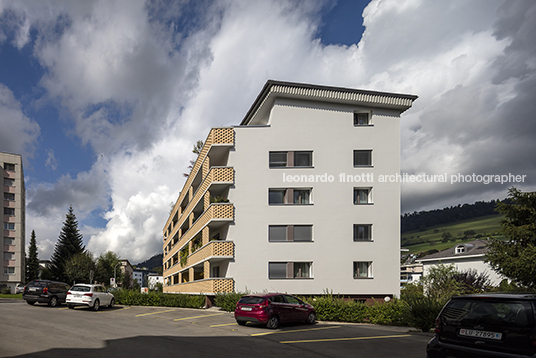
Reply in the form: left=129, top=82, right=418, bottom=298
left=234, top=293, right=316, bottom=329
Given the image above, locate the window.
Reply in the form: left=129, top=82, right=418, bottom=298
left=4, top=193, right=15, bottom=201
left=354, top=224, right=372, bottom=241
left=269, top=225, right=312, bottom=242
left=3, top=163, right=15, bottom=172
left=354, top=150, right=372, bottom=167
left=4, top=238, right=15, bottom=246
left=269, top=188, right=312, bottom=205
left=455, top=246, right=465, bottom=254
left=4, top=223, right=15, bottom=230
left=293, top=189, right=310, bottom=204
left=269, top=152, right=287, bottom=168
left=4, top=178, right=15, bottom=186
left=353, top=262, right=372, bottom=278
left=354, top=112, right=371, bottom=126
left=269, top=262, right=312, bottom=279
left=269, top=151, right=312, bottom=168
left=4, top=267, right=15, bottom=275
left=269, top=189, right=286, bottom=204
left=354, top=188, right=372, bottom=204
left=4, top=252, right=15, bottom=260
left=4, top=208, right=15, bottom=216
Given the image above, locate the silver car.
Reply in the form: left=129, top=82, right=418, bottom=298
left=66, top=284, right=115, bottom=311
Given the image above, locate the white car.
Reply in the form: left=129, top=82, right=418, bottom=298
left=15, top=283, right=25, bottom=294
left=66, top=284, right=114, bottom=311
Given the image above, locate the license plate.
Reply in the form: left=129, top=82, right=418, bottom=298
left=459, top=328, right=502, bottom=340
left=241, top=307, right=252, bottom=311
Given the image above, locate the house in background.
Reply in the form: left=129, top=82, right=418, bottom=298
left=133, top=267, right=159, bottom=287
left=2, top=153, right=25, bottom=292
left=118, top=259, right=134, bottom=288
left=162, top=80, right=417, bottom=299
left=417, top=239, right=504, bottom=285
left=147, top=273, right=164, bottom=290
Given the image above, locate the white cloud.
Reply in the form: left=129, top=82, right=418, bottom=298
left=0, top=84, right=40, bottom=157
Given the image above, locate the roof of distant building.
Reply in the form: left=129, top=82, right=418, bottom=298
left=417, top=239, right=491, bottom=262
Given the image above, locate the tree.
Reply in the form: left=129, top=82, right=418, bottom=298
left=50, top=206, right=85, bottom=282
left=65, top=252, right=96, bottom=285
left=183, top=140, right=204, bottom=177
left=95, top=251, right=120, bottom=286
left=486, top=188, right=536, bottom=288
left=26, top=230, right=40, bottom=282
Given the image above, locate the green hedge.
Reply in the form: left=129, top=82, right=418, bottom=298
left=301, top=295, right=407, bottom=326
left=113, top=289, right=205, bottom=308
left=214, top=292, right=246, bottom=312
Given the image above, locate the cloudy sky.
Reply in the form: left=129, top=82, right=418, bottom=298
left=1, top=0, right=535, bottom=263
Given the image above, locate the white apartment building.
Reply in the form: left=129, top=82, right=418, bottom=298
left=2, top=152, right=25, bottom=292
left=163, top=80, right=417, bottom=299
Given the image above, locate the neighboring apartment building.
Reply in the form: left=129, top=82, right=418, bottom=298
left=147, top=273, right=164, bottom=290
left=2, top=152, right=25, bottom=292
left=162, top=80, right=417, bottom=299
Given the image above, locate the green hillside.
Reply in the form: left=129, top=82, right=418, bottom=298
left=402, top=214, right=503, bottom=254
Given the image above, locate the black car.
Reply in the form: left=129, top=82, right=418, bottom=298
left=23, top=280, right=70, bottom=307
left=427, top=293, right=536, bottom=357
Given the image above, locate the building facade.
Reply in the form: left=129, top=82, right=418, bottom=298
left=2, top=152, right=25, bottom=292
left=163, top=80, right=417, bottom=298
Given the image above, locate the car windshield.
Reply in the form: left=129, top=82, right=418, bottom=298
left=238, top=297, right=265, bottom=304
left=442, top=299, right=532, bottom=327
left=70, top=286, right=91, bottom=292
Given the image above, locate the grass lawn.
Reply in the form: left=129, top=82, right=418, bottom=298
left=0, top=294, right=22, bottom=299
left=402, top=214, right=504, bottom=254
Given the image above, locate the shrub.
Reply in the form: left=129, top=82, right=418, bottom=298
left=401, top=295, right=445, bottom=332
left=214, top=292, right=247, bottom=312
left=113, top=289, right=205, bottom=308
left=300, top=293, right=406, bottom=326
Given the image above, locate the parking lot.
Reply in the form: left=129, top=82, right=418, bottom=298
left=0, top=299, right=431, bottom=357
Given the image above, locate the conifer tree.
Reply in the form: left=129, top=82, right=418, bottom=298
left=50, top=207, right=85, bottom=282
left=26, top=230, right=40, bottom=282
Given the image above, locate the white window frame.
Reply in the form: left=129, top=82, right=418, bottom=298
left=269, top=188, right=312, bottom=205
left=268, top=262, right=313, bottom=279
left=354, top=112, right=372, bottom=126
left=269, top=151, right=313, bottom=168
left=354, top=188, right=372, bottom=205
left=353, top=150, right=372, bottom=167
left=353, top=261, right=372, bottom=279
left=354, top=224, right=372, bottom=241
left=268, top=225, right=313, bottom=242
left=3, top=223, right=15, bottom=231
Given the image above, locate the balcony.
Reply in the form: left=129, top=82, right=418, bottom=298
left=163, top=278, right=234, bottom=294
left=164, top=167, right=234, bottom=249
left=165, top=240, right=234, bottom=275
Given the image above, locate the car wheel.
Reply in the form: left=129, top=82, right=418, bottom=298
left=48, top=296, right=58, bottom=307
left=306, top=312, right=316, bottom=325
left=266, top=315, right=279, bottom=329
left=236, top=320, right=246, bottom=326
left=92, top=299, right=100, bottom=311
left=26, top=301, right=35, bottom=305
left=108, top=298, right=115, bottom=308
left=68, top=304, right=75, bottom=309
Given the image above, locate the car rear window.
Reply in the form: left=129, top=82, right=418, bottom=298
left=28, top=281, right=46, bottom=287
left=238, top=297, right=266, bottom=304
left=442, top=299, right=533, bottom=327
left=70, top=286, right=91, bottom=292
